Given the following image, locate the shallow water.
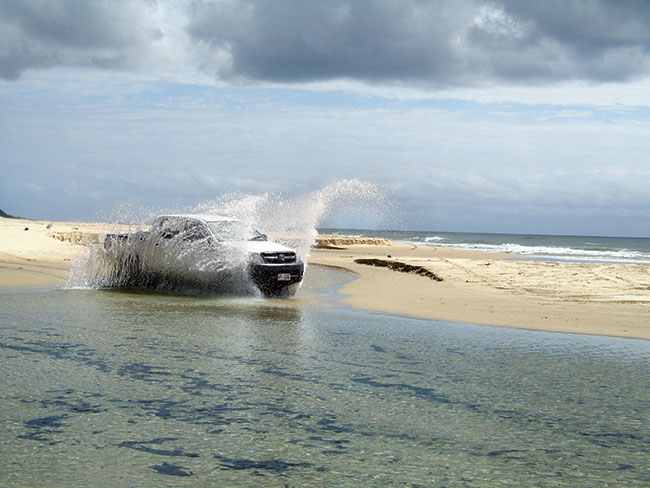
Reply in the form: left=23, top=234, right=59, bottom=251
left=1, top=270, right=649, bottom=487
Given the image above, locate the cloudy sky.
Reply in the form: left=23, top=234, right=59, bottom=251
left=1, top=0, right=649, bottom=236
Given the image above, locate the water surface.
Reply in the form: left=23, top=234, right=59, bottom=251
left=1, top=272, right=649, bottom=486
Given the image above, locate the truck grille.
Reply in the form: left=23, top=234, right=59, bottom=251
left=261, top=252, right=297, bottom=264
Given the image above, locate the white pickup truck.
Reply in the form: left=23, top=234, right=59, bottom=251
left=103, top=214, right=304, bottom=296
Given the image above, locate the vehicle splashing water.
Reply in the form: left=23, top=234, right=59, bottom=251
left=66, top=179, right=387, bottom=296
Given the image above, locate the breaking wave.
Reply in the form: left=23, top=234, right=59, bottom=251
left=431, top=242, right=650, bottom=263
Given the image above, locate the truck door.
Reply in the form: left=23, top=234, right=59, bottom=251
left=179, top=219, right=214, bottom=275
left=149, top=217, right=185, bottom=275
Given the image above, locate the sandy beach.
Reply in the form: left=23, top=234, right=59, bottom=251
left=0, top=217, right=133, bottom=287
left=310, top=237, right=650, bottom=340
left=1, top=216, right=648, bottom=340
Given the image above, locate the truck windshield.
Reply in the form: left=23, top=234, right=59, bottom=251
left=207, top=221, right=266, bottom=242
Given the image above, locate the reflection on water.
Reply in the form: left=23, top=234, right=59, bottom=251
left=1, top=277, right=649, bottom=486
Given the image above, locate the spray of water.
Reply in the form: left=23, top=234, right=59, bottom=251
left=67, top=179, right=387, bottom=295
left=191, top=179, right=388, bottom=258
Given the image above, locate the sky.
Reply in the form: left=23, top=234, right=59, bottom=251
left=1, top=0, right=649, bottom=237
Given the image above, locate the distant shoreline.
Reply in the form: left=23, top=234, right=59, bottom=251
left=2, top=216, right=649, bottom=340
left=318, top=228, right=650, bottom=264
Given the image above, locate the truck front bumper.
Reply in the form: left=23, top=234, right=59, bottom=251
left=248, top=262, right=304, bottom=292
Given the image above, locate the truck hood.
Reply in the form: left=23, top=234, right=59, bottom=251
left=245, top=240, right=297, bottom=255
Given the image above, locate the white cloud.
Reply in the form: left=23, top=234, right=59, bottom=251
left=3, top=1, right=650, bottom=89
left=2, top=1, right=650, bottom=235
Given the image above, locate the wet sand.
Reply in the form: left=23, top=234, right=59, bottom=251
left=310, top=237, right=650, bottom=340
left=1, top=217, right=648, bottom=339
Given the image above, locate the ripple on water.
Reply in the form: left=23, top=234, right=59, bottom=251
left=1, top=288, right=649, bottom=486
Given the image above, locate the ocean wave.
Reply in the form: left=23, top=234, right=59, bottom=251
left=405, top=235, right=445, bottom=243
left=426, top=242, right=650, bottom=263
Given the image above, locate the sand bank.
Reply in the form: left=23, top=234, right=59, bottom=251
left=311, top=236, right=650, bottom=340
left=0, top=217, right=131, bottom=287
left=2, top=217, right=648, bottom=339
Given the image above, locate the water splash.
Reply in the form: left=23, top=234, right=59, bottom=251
left=67, top=179, right=387, bottom=294
left=191, top=179, right=388, bottom=259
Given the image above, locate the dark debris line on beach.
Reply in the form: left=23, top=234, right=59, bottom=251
left=353, top=258, right=443, bottom=281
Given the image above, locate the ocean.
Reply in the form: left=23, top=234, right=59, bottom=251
left=1, top=266, right=649, bottom=487
left=321, top=228, right=650, bottom=264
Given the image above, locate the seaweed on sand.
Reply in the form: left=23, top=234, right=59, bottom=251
left=354, top=258, right=443, bottom=281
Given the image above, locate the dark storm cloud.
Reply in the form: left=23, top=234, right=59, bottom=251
left=0, top=0, right=157, bottom=80
left=188, top=0, right=464, bottom=84
left=2, top=0, right=650, bottom=85
left=188, top=0, right=650, bottom=85
left=480, top=0, right=650, bottom=81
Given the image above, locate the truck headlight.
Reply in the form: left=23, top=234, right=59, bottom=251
left=248, top=252, right=264, bottom=264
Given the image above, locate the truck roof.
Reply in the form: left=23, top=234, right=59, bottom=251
left=154, top=214, right=238, bottom=223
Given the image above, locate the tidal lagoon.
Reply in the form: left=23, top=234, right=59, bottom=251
left=1, top=268, right=649, bottom=487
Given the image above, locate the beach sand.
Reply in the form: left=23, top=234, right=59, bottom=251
left=310, top=236, right=650, bottom=340
left=0, top=217, right=129, bottom=287
left=1, top=216, right=648, bottom=339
